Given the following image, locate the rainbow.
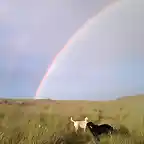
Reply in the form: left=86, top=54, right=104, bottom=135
left=34, top=0, right=120, bottom=99
left=35, top=40, right=73, bottom=99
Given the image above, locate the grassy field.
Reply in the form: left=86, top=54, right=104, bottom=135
left=0, top=95, right=144, bottom=144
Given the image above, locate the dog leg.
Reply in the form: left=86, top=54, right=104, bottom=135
left=84, top=127, right=86, bottom=132
left=93, top=136, right=100, bottom=144
left=75, top=126, right=78, bottom=133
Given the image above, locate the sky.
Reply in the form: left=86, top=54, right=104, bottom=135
left=36, top=0, right=144, bottom=100
left=0, top=0, right=115, bottom=98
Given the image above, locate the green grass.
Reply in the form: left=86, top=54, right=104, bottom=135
left=0, top=95, right=144, bottom=144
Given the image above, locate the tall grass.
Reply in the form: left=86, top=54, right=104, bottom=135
left=0, top=98, right=144, bottom=144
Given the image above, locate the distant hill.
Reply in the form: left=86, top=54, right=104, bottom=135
left=0, top=95, right=144, bottom=106
left=116, top=94, right=144, bottom=101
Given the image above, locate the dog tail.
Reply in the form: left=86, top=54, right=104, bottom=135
left=70, top=117, right=75, bottom=123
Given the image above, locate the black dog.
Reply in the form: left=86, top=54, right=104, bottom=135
left=87, top=122, right=115, bottom=141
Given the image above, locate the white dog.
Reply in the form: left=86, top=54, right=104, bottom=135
left=70, top=117, right=88, bottom=133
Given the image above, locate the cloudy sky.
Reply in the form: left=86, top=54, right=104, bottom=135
left=36, top=0, right=144, bottom=100
left=0, top=0, right=114, bottom=98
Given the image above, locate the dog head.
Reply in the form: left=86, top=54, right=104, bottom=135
left=85, top=117, right=88, bottom=121
left=87, top=122, right=98, bottom=129
left=87, top=122, right=94, bottom=127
